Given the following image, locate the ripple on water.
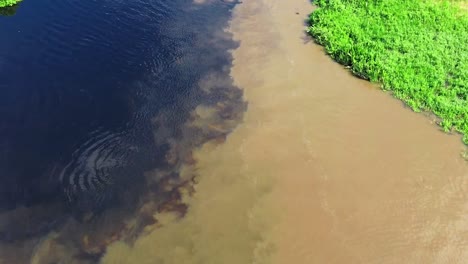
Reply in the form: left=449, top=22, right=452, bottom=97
left=59, top=129, right=137, bottom=209
left=0, top=0, right=244, bottom=262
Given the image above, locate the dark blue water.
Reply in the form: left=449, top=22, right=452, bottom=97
left=0, top=0, right=240, bottom=256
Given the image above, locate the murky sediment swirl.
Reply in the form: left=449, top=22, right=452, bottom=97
left=103, top=0, right=468, bottom=263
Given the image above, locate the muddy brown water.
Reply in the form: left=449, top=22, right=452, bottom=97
left=102, top=0, right=468, bottom=263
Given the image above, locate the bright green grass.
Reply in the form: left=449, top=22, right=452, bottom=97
left=308, top=0, right=468, bottom=142
left=0, top=0, right=21, bottom=8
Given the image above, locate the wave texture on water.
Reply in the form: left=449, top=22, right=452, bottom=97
left=0, top=0, right=244, bottom=263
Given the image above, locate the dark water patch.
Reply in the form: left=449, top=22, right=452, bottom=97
left=0, top=0, right=243, bottom=262
left=0, top=0, right=235, bottom=209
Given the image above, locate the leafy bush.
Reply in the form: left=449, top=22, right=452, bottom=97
left=0, top=0, right=21, bottom=8
left=308, top=0, right=468, bottom=142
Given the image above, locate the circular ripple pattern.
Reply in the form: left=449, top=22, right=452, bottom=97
left=0, top=0, right=239, bottom=212
left=58, top=130, right=135, bottom=205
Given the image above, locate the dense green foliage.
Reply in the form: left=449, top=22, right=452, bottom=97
left=0, top=0, right=21, bottom=8
left=308, top=0, right=468, bottom=142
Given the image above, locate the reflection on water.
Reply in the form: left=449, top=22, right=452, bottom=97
left=0, top=0, right=244, bottom=263
left=0, top=4, right=20, bottom=16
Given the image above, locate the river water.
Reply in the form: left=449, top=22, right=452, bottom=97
left=225, top=0, right=468, bottom=263
left=2, top=0, right=468, bottom=263
left=0, top=0, right=243, bottom=263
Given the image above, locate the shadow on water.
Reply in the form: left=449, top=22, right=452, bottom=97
left=0, top=3, right=20, bottom=17
left=0, top=0, right=244, bottom=263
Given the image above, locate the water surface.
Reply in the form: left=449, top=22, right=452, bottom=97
left=228, top=1, right=468, bottom=263
left=0, top=0, right=242, bottom=262
left=2, top=0, right=467, bottom=263
left=110, top=0, right=468, bottom=263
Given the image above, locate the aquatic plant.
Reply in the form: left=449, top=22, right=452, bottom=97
left=0, top=0, right=21, bottom=8
left=308, top=0, right=468, bottom=142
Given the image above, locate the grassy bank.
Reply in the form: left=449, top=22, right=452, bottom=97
left=0, top=0, right=21, bottom=8
left=308, top=0, right=468, bottom=142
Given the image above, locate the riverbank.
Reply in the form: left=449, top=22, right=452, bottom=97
left=309, top=0, right=468, bottom=142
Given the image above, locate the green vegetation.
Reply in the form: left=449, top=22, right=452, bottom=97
left=308, top=0, right=468, bottom=142
left=0, top=0, right=21, bottom=8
